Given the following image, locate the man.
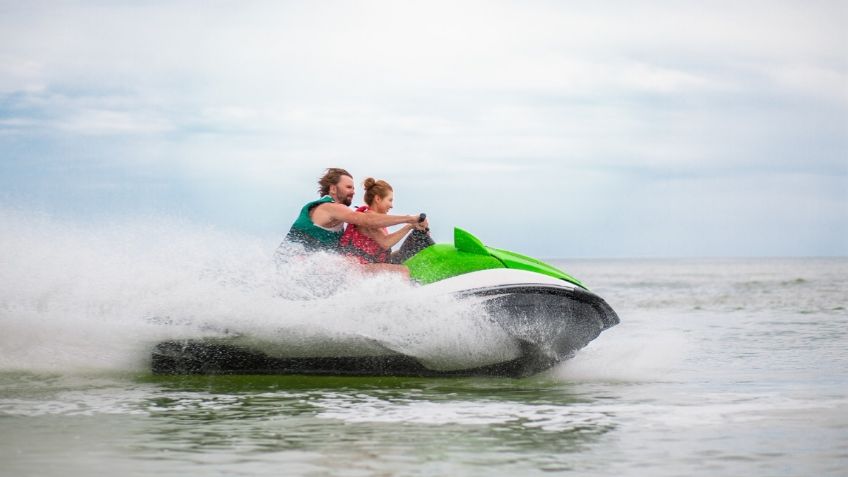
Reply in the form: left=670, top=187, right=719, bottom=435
left=284, top=168, right=423, bottom=253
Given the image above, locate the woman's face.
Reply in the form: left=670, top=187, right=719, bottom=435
left=371, top=191, right=394, bottom=214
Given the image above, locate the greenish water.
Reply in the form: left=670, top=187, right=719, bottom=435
left=3, top=359, right=845, bottom=477
left=3, top=374, right=616, bottom=476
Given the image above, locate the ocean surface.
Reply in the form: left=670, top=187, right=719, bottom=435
left=1, top=212, right=846, bottom=476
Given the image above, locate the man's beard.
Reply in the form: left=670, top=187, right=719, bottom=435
left=340, top=195, right=353, bottom=206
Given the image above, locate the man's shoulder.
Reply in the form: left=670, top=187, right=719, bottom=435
left=307, top=195, right=335, bottom=206
left=310, top=200, right=348, bottom=223
left=313, top=200, right=344, bottom=212
left=305, top=196, right=337, bottom=212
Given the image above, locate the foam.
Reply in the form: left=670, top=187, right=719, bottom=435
left=0, top=208, right=517, bottom=373
left=549, top=324, right=691, bottom=383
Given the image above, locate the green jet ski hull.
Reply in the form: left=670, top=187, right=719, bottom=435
left=405, top=228, right=586, bottom=288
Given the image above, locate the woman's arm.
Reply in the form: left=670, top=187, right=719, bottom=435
left=359, top=224, right=415, bottom=250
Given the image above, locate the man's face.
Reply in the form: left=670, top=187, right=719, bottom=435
left=331, top=175, right=355, bottom=206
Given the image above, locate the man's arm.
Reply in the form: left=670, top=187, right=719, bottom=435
left=315, top=202, right=419, bottom=228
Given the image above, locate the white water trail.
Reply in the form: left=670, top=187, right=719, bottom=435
left=0, top=208, right=517, bottom=374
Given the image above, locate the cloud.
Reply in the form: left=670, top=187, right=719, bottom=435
left=766, top=64, right=848, bottom=104
left=0, top=0, right=846, bottom=256
left=0, top=57, right=46, bottom=94
left=56, top=109, right=174, bottom=135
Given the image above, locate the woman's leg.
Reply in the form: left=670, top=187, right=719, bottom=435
left=360, top=263, right=410, bottom=279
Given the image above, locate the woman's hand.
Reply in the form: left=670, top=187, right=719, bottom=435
left=415, top=218, right=429, bottom=231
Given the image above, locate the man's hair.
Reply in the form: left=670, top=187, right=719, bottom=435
left=318, top=168, right=352, bottom=196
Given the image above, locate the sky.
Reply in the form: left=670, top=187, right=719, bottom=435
left=1, top=0, right=846, bottom=258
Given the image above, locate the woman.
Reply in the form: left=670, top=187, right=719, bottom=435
left=339, top=178, right=433, bottom=277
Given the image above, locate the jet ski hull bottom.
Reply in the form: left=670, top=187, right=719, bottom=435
left=151, top=339, right=557, bottom=378
left=150, top=278, right=619, bottom=378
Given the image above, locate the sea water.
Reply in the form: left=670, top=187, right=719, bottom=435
left=1, top=210, right=846, bottom=476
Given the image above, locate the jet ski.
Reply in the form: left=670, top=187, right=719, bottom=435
left=151, top=228, right=619, bottom=378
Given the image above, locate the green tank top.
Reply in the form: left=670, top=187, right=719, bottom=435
left=284, top=196, right=344, bottom=252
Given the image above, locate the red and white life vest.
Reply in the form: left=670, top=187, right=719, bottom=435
left=339, top=206, right=391, bottom=264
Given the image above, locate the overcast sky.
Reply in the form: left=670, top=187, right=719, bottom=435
left=1, top=0, right=846, bottom=257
